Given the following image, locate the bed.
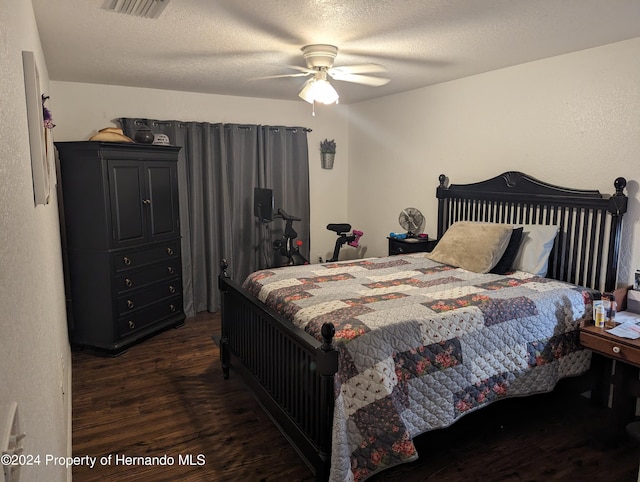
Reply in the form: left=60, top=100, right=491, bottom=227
left=217, top=171, right=628, bottom=481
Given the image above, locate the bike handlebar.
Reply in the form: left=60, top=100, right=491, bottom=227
left=276, top=208, right=301, bottom=222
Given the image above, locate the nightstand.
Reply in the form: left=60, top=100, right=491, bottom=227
left=388, top=236, right=437, bottom=256
left=580, top=320, right=640, bottom=431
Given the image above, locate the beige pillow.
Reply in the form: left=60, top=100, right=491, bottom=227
left=426, top=221, right=514, bottom=273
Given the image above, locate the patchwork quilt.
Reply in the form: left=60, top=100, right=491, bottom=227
left=243, top=254, right=594, bottom=482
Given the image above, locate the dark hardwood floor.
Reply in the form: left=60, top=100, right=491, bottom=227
left=72, top=312, right=639, bottom=481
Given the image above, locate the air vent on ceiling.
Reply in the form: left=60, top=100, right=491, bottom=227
left=101, top=0, right=169, bottom=19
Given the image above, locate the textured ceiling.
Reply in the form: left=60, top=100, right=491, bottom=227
left=32, top=0, right=640, bottom=104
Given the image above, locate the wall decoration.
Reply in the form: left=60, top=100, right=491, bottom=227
left=22, top=50, right=52, bottom=206
left=320, top=138, right=336, bottom=169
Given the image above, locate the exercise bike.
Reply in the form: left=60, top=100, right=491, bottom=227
left=272, top=208, right=309, bottom=266
left=326, top=223, right=364, bottom=262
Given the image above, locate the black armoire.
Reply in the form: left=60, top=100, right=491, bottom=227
left=56, top=141, right=185, bottom=354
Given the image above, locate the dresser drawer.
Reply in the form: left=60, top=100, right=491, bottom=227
left=118, top=296, right=183, bottom=337
left=580, top=330, right=640, bottom=367
left=115, top=261, right=181, bottom=293
left=117, top=278, right=182, bottom=315
left=113, top=241, right=180, bottom=272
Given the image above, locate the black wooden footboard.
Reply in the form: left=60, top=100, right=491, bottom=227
left=218, top=261, right=338, bottom=481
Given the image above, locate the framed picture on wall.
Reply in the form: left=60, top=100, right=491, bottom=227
left=22, top=50, right=51, bottom=206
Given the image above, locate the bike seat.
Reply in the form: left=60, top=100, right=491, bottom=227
left=327, top=223, right=351, bottom=234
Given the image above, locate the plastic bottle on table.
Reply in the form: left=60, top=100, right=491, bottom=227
left=595, top=304, right=605, bottom=328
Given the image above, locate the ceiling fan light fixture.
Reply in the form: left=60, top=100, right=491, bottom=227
left=298, top=78, right=339, bottom=105
left=301, top=44, right=338, bottom=69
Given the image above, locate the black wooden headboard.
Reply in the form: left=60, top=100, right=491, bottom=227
left=436, top=171, right=627, bottom=292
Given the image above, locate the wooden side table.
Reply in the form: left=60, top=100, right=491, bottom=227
left=580, top=320, right=640, bottom=431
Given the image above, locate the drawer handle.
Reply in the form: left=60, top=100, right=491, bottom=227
left=128, top=320, right=135, bottom=329
left=167, top=247, right=174, bottom=256
left=169, top=285, right=176, bottom=294
left=612, top=346, right=621, bottom=354
left=123, top=256, right=131, bottom=266
left=167, top=266, right=174, bottom=274
left=142, top=199, right=151, bottom=205
left=127, top=300, right=135, bottom=309
left=125, top=278, right=133, bottom=287
left=170, top=304, right=176, bottom=312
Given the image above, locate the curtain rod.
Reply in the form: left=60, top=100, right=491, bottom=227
left=229, top=124, right=312, bottom=132
left=130, top=118, right=312, bottom=133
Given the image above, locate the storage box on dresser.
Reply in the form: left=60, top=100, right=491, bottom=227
left=56, top=141, right=185, bottom=354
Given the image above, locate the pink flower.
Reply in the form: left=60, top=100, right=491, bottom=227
left=436, top=351, right=455, bottom=367
left=493, top=383, right=507, bottom=395
left=455, top=399, right=473, bottom=412
left=395, top=368, right=410, bottom=382
left=392, top=438, right=416, bottom=456
left=336, top=327, right=365, bottom=341
left=370, top=449, right=384, bottom=465
left=353, top=468, right=369, bottom=482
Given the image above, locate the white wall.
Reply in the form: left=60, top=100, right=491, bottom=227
left=50, top=82, right=351, bottom=264
left=0, top=1, right=71, bottom=480
left=349, top=37, right=640, bottom=288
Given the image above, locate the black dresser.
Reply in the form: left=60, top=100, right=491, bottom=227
left=56, top=141, right=185, bottom=354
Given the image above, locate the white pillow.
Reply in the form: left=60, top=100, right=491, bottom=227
left=511, top=224, right=559, bottom=276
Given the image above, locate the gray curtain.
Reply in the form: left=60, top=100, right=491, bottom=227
left=118, top=118, right=310, bottom=317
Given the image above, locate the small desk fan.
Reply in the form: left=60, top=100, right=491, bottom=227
left=398, top=208, right=424, bottom=237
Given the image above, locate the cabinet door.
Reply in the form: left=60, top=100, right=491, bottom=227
left=109, top=160, right=147, bottom=247
left=146, top=162, right=180, bottom=241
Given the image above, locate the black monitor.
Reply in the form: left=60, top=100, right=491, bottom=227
left=253, top=187, right=274, bottom=223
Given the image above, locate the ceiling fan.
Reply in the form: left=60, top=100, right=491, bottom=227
left=262, top=44, right=390, bottom=108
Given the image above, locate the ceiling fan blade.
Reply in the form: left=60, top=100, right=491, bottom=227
left=255, top=72, right=312, bottom=80
left=328, top=71, right=390, bottom=86
left=287, top=65, right=317, bottom=74
left=330, top=64, right=388, bottom=75
left=254, top=65, right=316, bottom=81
